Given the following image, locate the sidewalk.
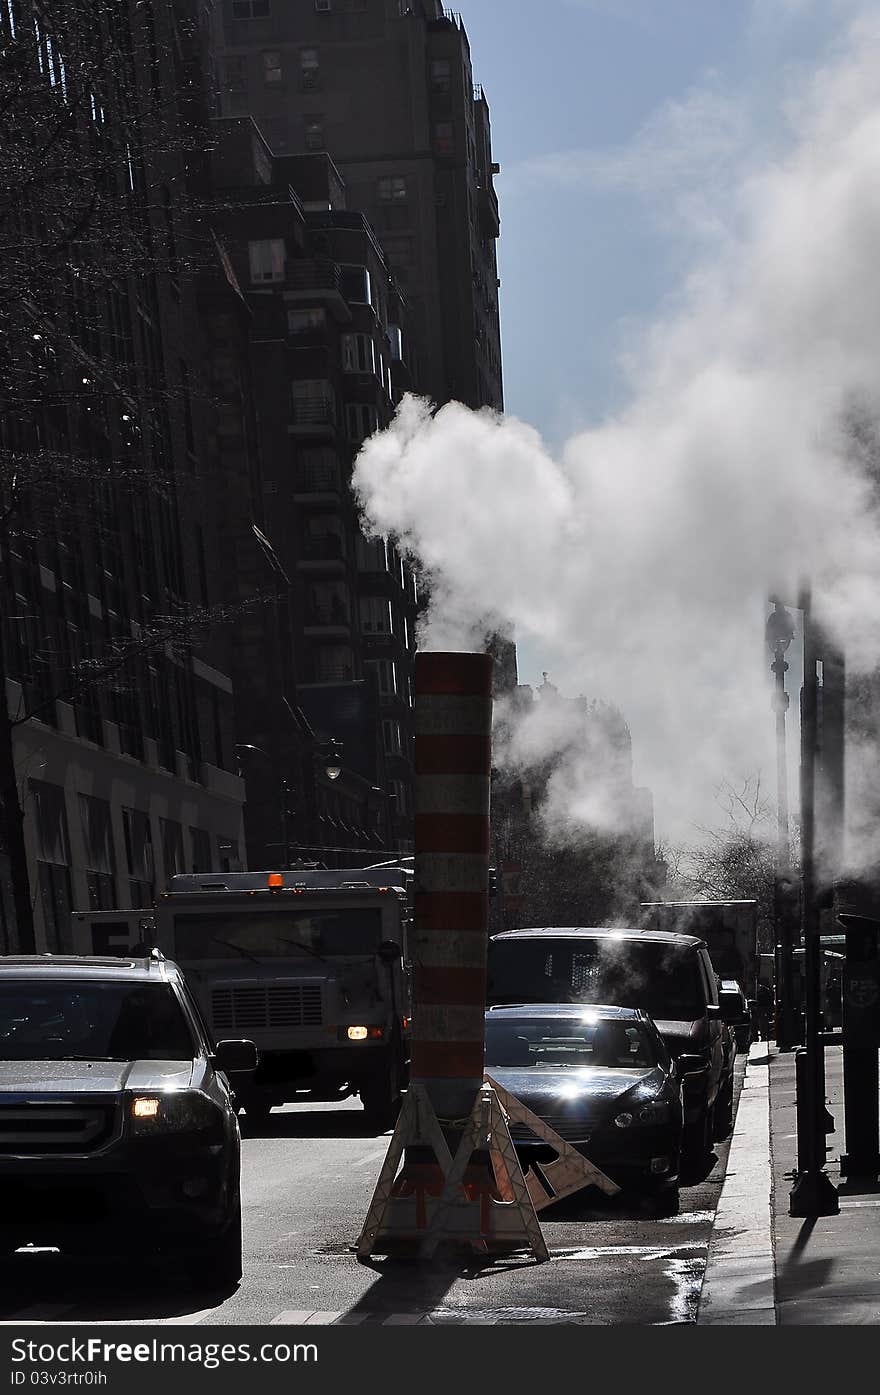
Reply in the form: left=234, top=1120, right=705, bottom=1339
left=698, top=1039, right=880, bottom=1324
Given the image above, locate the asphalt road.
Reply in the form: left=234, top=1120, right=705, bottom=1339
left=0, top=1057, right=745, bottom=1327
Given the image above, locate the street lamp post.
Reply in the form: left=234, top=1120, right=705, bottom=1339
left=789, top=583, right=838, bottom=1217
left=766, top=599, right=798, bottom=1049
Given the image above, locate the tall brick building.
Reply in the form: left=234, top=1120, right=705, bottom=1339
left=0, top=0, right=248, bottom=949
left=211, top=0, right=503, bottom=413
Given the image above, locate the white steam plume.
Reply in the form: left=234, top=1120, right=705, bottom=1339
left=353, top=10, right=880, bottom=854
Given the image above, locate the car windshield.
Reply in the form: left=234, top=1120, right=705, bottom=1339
left=485, top=1015, right=658, bottom=1069
left=172, top=908, right=383, bottom=960
left=487, top=937, right=705, bottom=1020
left=0, top=982, right=195, bottom=1062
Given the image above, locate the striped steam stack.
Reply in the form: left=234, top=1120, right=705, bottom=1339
left=409, top=650, right=494, bottom=1129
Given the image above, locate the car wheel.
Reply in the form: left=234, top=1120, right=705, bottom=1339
left=649, top=1182, right=680, bottom=1217
left=713, top=1080, right=734, bottom=1140
left=682, top=1105, right=713, bottom=1174
left=360, top=1055, right=403, bottom=1132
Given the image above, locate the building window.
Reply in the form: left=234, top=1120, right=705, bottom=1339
left=382, top=720, right=402, bottom=756
left=355, top=532, right=388, bottom=571
left=160, top=818, right=185, bottom=881
left=224, top=54, right=248, bottom=114
left=338, top=264, right=372, bottom=306
left=382, top=236, right=413, bottom=269
left=430, top=59, right=451, bottom=94
left=79, top=795, right=117, bottom=911
left=345, top=402, right=379, bottom=444
left=122, top=807, right=154, bottom=906
left=189, top=827, right=212, bottom=873
left=301, top=47, right=319, bottom=88
left=232, top=0, right=269, bottom=17
left=341, top=333, right=377, bottom=375
left=288, top=307, right=326, bottom=335
left=387, top=325, right=404, bottom=362
left=30, top=781, right=72, bottom=950
left=366, top=659, right=397, bottom=698
left=434, top=122, right=454, bottom=156
left=360, top=596, right=393, bottom=635
left=304, top=116, right=324, bottom=151
left=292, top=379, right=336, bottom=425
left=248, top=238, right=286, bottom=283
left=262, top=50, right=282, bottom=84
left=377, top=176, right=407, bottom=203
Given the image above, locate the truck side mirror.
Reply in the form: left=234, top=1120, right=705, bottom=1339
left=214, top=1039, right=258, bottom=1074
left=378, top=940, right=401, bottom=965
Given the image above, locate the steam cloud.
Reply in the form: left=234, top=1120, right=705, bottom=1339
left=353, top=8, right=880, bottom=854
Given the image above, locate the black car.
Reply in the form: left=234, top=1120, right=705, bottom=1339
left=485, top=1004, right=684, bottom=1212
left=0, top=954, right=256, bottom=1285
left=488, top=927, right=734, bottom=1167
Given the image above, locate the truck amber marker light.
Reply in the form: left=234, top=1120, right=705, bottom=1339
left=131, top=1097, right=160, bottom=1119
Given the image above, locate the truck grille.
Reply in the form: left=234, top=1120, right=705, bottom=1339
left=211, top=984, right=323, bottom=1033
left=0, top=1098, right=116, bottom=1155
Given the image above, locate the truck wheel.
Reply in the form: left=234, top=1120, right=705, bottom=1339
left=361, top=1056, right=403, bottom=1132
left=244, top=1100, right=273, bottom=1132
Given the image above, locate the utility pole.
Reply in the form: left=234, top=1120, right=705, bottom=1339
left=789, top=582, right=838, bottom=1217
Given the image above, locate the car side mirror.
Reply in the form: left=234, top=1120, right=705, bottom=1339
left=718, top=990, right=749, bottom=1025
left=676, top=1054, right=706, bottom=1079
left=378, top=940, right=401, bottom=965
left=214, top=1039, right=258, bottom=1074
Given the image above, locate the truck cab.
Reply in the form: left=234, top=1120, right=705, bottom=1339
left=70, top=869, right=411, bottom=1132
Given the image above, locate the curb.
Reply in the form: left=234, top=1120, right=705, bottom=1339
left=696, top=1041, right=776, bottom=1325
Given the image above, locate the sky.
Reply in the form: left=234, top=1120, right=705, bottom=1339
left=354, top=0, right=880, bottom=856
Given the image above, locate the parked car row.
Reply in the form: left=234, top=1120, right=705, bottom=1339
left=486, top=925, right=752, bottom=1210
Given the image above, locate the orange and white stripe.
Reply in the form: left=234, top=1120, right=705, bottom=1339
left=409, top=651, right=493, bottom=1119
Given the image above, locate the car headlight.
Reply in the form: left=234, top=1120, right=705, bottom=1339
left=637, top=1101, right=671, bottom=1124
left=615, top=1102, right=671, bottom=1129
left=127, top=1091, right=222, bottom=1138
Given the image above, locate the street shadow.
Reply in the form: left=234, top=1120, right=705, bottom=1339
left=0, top=1251, right=238, bottom=1321
left=776, top=1217, right=837, bottom=1297
left=240, top=1108, right=387, bottom=1141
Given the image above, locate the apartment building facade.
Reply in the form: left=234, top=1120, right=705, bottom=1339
left=210, top=119, right=418, bottom=864
left=211, top=0, right=503, bottom=413
left=0, top=0, right=247, bottom=950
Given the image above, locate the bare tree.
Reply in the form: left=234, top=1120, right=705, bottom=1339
left=668, top=775, right=798, bottom=951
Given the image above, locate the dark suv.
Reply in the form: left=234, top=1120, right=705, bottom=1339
left=0, top=954, right=256, bottom=1285
left=487, top=927, right=734, bottom=1169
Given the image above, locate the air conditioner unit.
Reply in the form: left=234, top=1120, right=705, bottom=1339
left=315, top=0, right=331, bottom=11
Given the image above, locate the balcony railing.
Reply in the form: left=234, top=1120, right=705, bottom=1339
left=297, top=465, right=341, bottom=494
left=291, top=396, right=337, bottom=428
left=287, top=259, right=341, bottom=295
left=301, top=533, right=345, bottom=561
left=305, top=605, right=350, bottom=627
